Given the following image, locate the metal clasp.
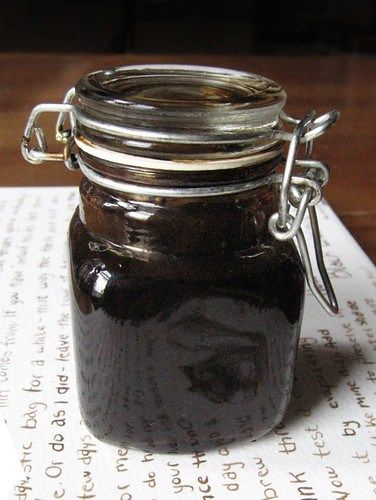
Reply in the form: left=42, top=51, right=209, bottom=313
left=269, top=110, right=340, bottom=315
left=22, top=90, right=340, bottom=315
left=21, top=88, right=78, bottom=170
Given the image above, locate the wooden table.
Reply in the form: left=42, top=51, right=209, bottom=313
left=1, top=53, right=375, bottom=261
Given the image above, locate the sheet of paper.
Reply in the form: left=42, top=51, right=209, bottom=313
left=0, top=187, right=375, bottom=499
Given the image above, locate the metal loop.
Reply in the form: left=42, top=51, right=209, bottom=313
left=280, top=110, right=340, bottom=143
left=268, top=189, right=311, bottom=240
left=21, top=103, right=74, bottom=165
left=75, top=156, right=280, bottom=197
left=303, top=111, right=340, bottom=142
left=290, top=177, right=322, bottom=205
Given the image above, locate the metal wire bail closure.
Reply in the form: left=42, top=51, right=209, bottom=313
left=21, top=89, right=78, bottom=170
left=268, top=110, right=340, bottom=316
left=21, top=84, right=340, bottom=316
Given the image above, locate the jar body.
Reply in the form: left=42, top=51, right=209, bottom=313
left=69, top=176, right=305, bottom=453
left=19, top=63, right=339, bottom=453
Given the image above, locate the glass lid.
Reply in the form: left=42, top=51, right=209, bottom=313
left=75, top=64, right=286, bottom=136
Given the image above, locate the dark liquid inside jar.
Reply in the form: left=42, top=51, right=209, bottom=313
left=69, top=172, right=304, bottom=453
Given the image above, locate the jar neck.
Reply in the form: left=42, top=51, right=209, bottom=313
left=78, top=162, right=279, bottom=255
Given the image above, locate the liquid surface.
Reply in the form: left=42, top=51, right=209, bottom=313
left=69, top=204, right=304, bottom=453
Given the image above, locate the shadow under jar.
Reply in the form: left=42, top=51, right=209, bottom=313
left=22, top=65, right=339, bottom=453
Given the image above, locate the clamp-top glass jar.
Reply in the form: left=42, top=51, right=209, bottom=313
left=22, top=65, right=339, bottom=453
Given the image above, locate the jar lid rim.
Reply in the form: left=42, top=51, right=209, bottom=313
left=75, top=64, right=286, bottom=117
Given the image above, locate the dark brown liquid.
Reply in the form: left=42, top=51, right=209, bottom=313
left=69, top=183, right=304, bottom=453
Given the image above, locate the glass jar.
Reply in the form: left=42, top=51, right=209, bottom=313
left=22, top=65, right=339, bottom=453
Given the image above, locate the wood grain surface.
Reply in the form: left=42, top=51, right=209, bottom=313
left=1, top=53, right=375, bottom=261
